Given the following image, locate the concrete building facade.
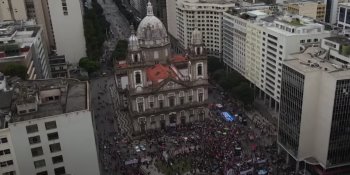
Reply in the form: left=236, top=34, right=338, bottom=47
left=0, top=21, right=51, bottom=80
left=166, top=0, right=236, bottom=58
left=222, top=11, right=331, bottom=111
left=0, top=78, right=100, bottom=175
left=46, top=0, right=86, bottom=64
left=0, top=0, right=27, bottom=21
left=279, top=37, right=350, bottom=174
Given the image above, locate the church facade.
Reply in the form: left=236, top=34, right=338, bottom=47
left=115, top=1, right=209, bottom=132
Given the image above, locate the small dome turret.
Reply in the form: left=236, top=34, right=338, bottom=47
left=191, top=28, right=203, bottom=45
left=128, top=25, right=140, bottom=51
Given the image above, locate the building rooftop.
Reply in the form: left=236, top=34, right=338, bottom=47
left=325, top=36, right=350, bottom=46
left=285, top=46, right=350, bottom=78
left=9, top=78, right=89, bottom=123
left=146, top=64, right=177, bottom=84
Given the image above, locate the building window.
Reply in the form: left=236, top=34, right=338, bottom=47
left=136, top=97, right=144, bottom=112
left=0, top=149, right=11, bottom=156
left=0, top=137, right=8, bottom=144
left=31, top=147, right=44, bottom=157
left=0, top=160, right=13, bottom=167
left=61, top=0, right=68, bottom=15
left=47, top=132, right=59, bottom=141
left=148, top=96, right=154, bottom=109
left=37, top=171, right=48, bottom=175
left=45, top=121, right=57, bottom=130
left=197, top=63, right=203, bottom=77
left=49, top=143, right=61, bottom=153
left=198, top=88, right=204, bottom=102
left=158, top=95, right=164, bottom=109
left=135, top=72, right=141, bottom=85
left=34, top=159, right=46, bottom=168
left=54, top=167, right=66, bottom=175
left=188, top=90, right=193, bottom=102
left=3, top=171, right=16, bottom=175
left=28, top=135, right=41, bottom=145
left=168, top=95, right=175, bottom=107
left=52, top=155, right=64, bottom=164
left=26, top=124, right=38, bottom=134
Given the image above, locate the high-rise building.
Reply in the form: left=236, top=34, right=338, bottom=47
left=0, top=0, right=87, bottom=65
left=0, top=0, right=27, bottom=21
left=287, top=1, right=326, bottom=21
left=0, top=78, right=100, bottom=175
left=0, top=21, right=51, bottom=79
left=324, top=0, right=350, bottom=24
left=222, top=10, right=331, bottom=111
left=337, top=3, right=350, bottom=33
left=166, top=0, right=236, bottom=58
left=279, top=36, right=350, bottom=174
left=115, top=2, right=209, bottom=132
left=45, top=0, right=86, bottom=64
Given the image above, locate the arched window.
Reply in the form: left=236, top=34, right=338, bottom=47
left=135, top=72, right=141, bottom=84
left=197, top=63, right=203, bottom=76
left=134, top=54, right=139, bottom=62
left=196, top=47, right=201, bottom=55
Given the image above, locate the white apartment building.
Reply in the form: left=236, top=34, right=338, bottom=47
left=0, top=0, right=27, bottom=21
left=47, top=0, right=86, bottom=65
left=223, top=11, right=331, bottom=111
left=279, top=37, right=350, bottom=174
left=0, top=21, right=51, bottom=79
left=0, top=78, right=100, bottom=175
left=167, top=0, right=236, bottom=58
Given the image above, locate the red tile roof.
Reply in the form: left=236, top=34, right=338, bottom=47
left=146, top=64, right=177, bottom=84
left=172, top=55, right=188, bottom=63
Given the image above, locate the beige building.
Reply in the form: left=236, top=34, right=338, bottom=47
left=116, top=2, right=209, bottom=132
left=0, top=0, right=27, bottom=21
left=287, top=1, right=326, bottom=21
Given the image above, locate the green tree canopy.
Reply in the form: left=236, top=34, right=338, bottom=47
left=79, top=57, right=100, bottom=73
left=3, top=63, right=27, bottom=79
left=207, top=57, right=224, bottom=74
left=231, top=82, right=254, bottom=105
left=112, top=40, right=128, bottom=60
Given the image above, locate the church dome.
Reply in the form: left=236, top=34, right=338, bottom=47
left=136, top=1, right=169, bottom=48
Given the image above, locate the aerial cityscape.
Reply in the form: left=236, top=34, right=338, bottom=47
left=0, top=0, right=350, bottom=175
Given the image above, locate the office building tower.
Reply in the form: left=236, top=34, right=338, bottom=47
left=279, top=36, right=350, bottom=174
left=0, top=21, right=51, bottom=79
left=0, top=0, right=87, bottom=65
left=0, top=78, right=100, bottom=175
left=166, top=0, right=236, bottom=58
left=222, top=10, right=331, bottom=111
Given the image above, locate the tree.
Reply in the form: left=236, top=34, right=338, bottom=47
left=112, top=40, right=128, bottom=60
left=231, top=82, right=254, bottom=105
left=79, top=57, right=100, bottom=73
left=3, top=63, right=27, bottom=79
left=207, top=57, right=224, bottom=74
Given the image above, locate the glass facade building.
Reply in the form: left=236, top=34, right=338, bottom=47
left=327, top=79, right=350, bottom=167
left=278, top=65, right=305, bottom=157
